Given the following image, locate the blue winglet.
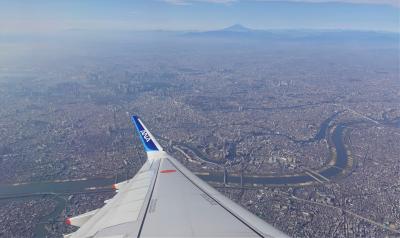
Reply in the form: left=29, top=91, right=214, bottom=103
left=131, top=116, right=161, bottom=152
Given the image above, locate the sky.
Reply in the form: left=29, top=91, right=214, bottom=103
left=0, top=0, right=399, bottom=33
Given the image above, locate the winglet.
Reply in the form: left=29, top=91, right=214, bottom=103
left=131, top=116, right=163, bottom=152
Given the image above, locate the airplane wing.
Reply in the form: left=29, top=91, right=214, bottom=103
left=64, top=116, right=290, bottom=238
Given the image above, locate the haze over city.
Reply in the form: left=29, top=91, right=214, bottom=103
left=0, top=0, right=399, bottom=237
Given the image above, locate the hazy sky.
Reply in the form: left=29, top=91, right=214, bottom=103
left=0, top=0, right=399, bottom=33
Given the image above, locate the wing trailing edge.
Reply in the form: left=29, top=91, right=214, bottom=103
left=65, top=209, right=99, bottom=227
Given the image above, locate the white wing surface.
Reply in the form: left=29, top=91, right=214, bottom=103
left=64, top=116, right=290, bottom=238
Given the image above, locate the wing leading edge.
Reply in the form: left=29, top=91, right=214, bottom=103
left=64, top=116, right=290, bottom=238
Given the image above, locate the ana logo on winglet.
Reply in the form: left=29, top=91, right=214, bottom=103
left=140, top=130, right=151, bottom=142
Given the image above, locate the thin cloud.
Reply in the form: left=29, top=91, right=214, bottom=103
left=163, top=0, right=237, bottom=5
left=164, top=0, right=399, bottom=7
left=256, top=0, right=400, bottom=7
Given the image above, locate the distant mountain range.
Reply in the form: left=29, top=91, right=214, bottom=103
left=185, top=24, right=260, bottom=37
left=184, top=24, right=399, bottom=42
left=220, top=24, right=253, bottom=32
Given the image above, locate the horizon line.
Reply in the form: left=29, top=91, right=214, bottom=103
left=3, top=27, right=399, bottom=34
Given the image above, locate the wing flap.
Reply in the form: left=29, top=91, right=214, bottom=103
left=65, top=159, right=160, bottom=238
left=66, top=209, right=99, bottom=227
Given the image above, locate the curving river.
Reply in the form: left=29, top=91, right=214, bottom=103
left=194, top=121, right=351, bottom=185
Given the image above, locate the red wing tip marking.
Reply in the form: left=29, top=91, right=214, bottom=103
left=112, top=184, right=117, bottom=190
left=160, top=169, right=177, bottom=173
left=65, top=218, right=71, bottom=225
